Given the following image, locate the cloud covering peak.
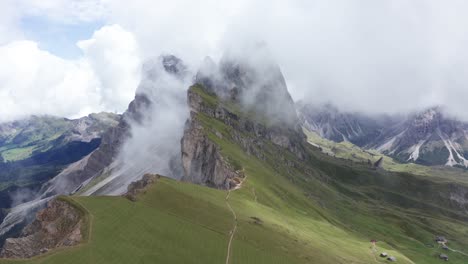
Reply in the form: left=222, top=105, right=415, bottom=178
left=3, top=0, right=468, bottom=121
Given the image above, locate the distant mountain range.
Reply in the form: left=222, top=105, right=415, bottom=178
left=297, top=103, right=468, bottom=168
left=0, top=113, right=119, bottom=242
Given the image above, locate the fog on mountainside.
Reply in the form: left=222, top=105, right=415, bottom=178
left=83, top=55, right=190, bottom=195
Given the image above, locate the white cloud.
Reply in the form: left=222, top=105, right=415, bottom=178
left=102, top=0, right=468, bottom=119
left=3, top=0, right=468, bottom=121
left=78, top=24, right=141, bottom=113
left=0, top=25, right=140, bottom=121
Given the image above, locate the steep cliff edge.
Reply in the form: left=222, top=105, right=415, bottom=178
left=181, top=84, right=306, bottom=189
left=0, top=198, right=86, bottom=259
left=181, top=113, right=242, bottom=189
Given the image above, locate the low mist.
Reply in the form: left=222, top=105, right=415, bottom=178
left=84, top=56, right=190, bottom=195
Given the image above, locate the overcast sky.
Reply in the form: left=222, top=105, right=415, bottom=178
left=1, top=0, right=468, bottom=121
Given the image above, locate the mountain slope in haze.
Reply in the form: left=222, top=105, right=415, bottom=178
left=0, top=54, right=189, bottom=242
left=24, top=54, right=188, bottom=198
left=2, top=80, right=467, bottom=263
left=303, top=127, right=468, bottom=183
left=298, top=103, right=468, bottom=168
left=371, top=107, right=468, bottom=167
left=296, top=103, right=390, bottom=145
left=0, top=113, right=119, bottom=162
left=0, top=113, right=119, bottom=205
left=0, top=113, right=119, bottom=246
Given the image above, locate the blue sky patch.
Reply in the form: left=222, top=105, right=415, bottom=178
left=20, top=15, right=104, bottom=59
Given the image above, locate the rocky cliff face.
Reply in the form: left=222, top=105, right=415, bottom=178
left=181, top=83, right=306, bottom=189
left=181, top=47, right=307, bottom=189
left=181, top=112, right=241, bottom=189
left=0, top=199, right=83, bottom=259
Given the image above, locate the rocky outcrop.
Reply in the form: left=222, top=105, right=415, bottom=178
left=124, top=174, right=160, bottom=201
left=181, top=114, right=241, bottom=189
left=0, top=199, right=84, bottom=259
left=374, top=157, right=384, bottom=169
left=187, top=87, right=307, bottom=160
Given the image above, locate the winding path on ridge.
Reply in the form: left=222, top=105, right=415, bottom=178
left=441, top=242, right=468, bottom=257
left=225, top=176, right=247, bottom=264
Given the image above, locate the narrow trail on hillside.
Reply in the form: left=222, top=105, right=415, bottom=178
left=251, top=187, right=258, bottom=203
left=369, top=244, right=378, bottom=263
left=441, top=243, right=468, bottom=257
left=225, top=176, right=247, bottom=264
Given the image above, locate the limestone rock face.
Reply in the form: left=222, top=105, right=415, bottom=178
left=181, top=83, right=306, bottom=189
left=181, top=114, right=240, bottom=190
left=0, top=199, right=83, bottom=259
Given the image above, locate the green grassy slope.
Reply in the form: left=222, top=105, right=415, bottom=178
left=1, top=86, right=467, bottom=263
left=0, top=177, right=416, bottom=264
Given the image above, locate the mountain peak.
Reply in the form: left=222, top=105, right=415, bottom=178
left=195, top=45, right=299, bottom=126
left=413, top=106, right=442, bottom=122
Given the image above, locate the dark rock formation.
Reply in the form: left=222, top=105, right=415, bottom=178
left=162, top=55, right=188, bottom=78
left=0, top=199, right=83, bottom=259
left=374, top=157, right=384, bottom=169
